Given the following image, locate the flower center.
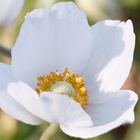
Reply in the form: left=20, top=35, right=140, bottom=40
left=50, top=81, right=75, bottom=96
left=36, top=68, right=88, bottom=106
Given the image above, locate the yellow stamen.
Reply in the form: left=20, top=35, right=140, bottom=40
left=36, top=68, right=88, bottom=106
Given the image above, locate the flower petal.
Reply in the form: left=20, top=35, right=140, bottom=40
left=7, top=81, right=46, bottom=122
left=0, top=92, right=42, bottom=125
left=0, top=63, right=15, bottom=90
left=11, top=2, right=92, bottom=87
left=60, top=90, right=138, bottom=138
left=84, top=20, right=135, bottom=103
left=7, top=81, right=93, bottom=127
left=0, top=64, right=43, bottom=125
left=39, top=92, right=93, bottom=127
left=86, top=90, right=138, bottom=126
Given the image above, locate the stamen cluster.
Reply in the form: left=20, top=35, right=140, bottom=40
left=36, top=68, right=88, bottom=105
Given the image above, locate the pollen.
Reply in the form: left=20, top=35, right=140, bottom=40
left=36, top=68, right=88, bottom=106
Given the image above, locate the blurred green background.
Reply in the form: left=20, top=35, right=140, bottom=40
left=0, top=0, right=140, bottom=140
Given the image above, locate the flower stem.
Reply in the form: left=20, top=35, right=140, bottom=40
left=40, top=123, right=60, bottom=140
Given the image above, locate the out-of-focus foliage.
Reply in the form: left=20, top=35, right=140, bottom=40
left=119, top=0, right=140, bottom=8
left=0, top=0, right=140, bottom=140
left=75, top=0, right=121, bottom=22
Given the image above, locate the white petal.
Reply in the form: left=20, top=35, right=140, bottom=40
left=39, top=92, right=93, bottom=127
left=86, top=90, right=137, bottom=126
left=84, top=20, right=135, bottom=103
left=0, top=64, right=42, bottom=125
left=0, top=0, right=24, bottom=26
left=7, top=81, right=46, bottom=122
left=60, top=90, right=138, bottom=138
left=0, top=63, right=15, bottom=90
left=7, top=81, right=92, bottom=127
left=11, top=2, right=92, bottom=87
left=0, top=92, right=42, bottom=125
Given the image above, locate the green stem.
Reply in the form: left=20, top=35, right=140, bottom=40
left=40, top=123, right=60, bottom=140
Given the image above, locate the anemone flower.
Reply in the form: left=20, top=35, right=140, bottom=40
left=0, top=2, right=138, bottom=138
left=0, top=0, right=24, bottom=27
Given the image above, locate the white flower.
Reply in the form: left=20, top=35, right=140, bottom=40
left=0, top=0, right=24, bottom=27
left=0, top=2, right=138, bottom=138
